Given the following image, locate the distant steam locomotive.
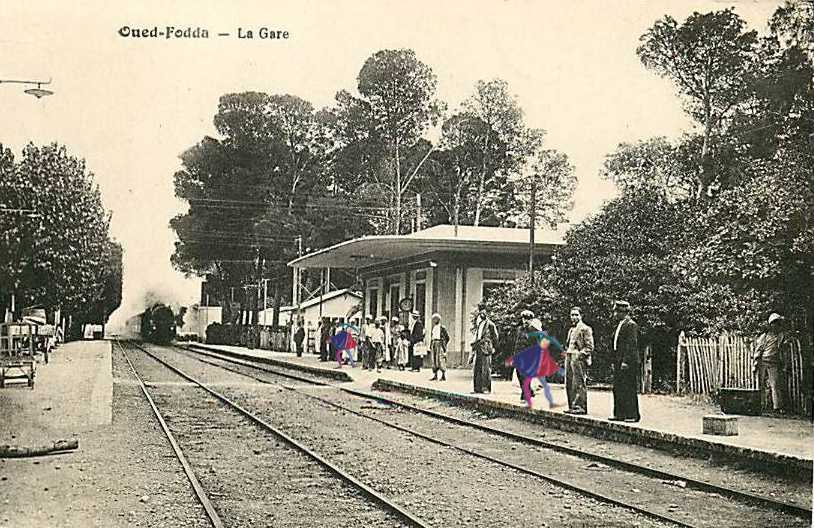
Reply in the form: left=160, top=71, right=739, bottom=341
left=140, top=303, right=176, bottom=344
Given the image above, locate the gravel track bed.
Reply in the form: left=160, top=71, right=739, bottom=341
left=150, top=345, right=675, bottom=528
left=107, top=345, right=211, bottom=527
left=126, top=345, right=408, bottom=528
left=372, top=390, right=813, bottom=505
left=315, top=389, right=806, bottom=528
left=177, top=346, right=812, bottom=510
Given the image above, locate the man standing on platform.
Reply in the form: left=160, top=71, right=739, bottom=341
left=293, top=320, right=305, bottom=358
left=360, top=315, right=373, bottom=370
left=609, top=301, right=640, bottom=422
left=319, top=318, right=332, bottom=362
left=369, top=318, right=386, bottom=372
left=753, top=312, right=788, bottom=414
left=470, top=304, right=498, bottom=393
left=564, top=307, right=593, bottom=415
left=409, top=311, right=425, bottom=372
left=429, top=313, right=450, bottom=381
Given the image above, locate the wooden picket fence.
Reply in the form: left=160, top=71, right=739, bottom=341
left=676, top=331, right=810, bottom=415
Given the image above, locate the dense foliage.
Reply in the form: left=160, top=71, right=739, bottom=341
left=482, top=3, right=814, bottom=388
left=0, top=143, right=122, bottom=329
left=171, top=50, right=575, bottom=322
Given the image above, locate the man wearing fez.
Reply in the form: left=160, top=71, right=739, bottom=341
left=564, top=306, right=594, bottom=415
left=609, top=301, right=640, bottom=422
left=470, top=304, right=499, bottom=394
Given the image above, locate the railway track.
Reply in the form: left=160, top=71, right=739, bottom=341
left=117, top=340, right=427, bottom=528
left=171, top=342, right=812, bottom=528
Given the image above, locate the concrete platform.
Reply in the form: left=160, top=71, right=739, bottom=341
left=0, top=340, right=112, bottom=446
left=188, top=343, right=813, bottom=473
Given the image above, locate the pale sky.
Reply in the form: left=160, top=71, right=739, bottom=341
left=0, top=0, right=780, bottom=324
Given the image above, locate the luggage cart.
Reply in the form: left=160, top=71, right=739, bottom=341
left=0, top=323, right=37, bottom=388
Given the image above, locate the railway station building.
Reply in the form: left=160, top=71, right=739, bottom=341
left=288, top=224, right=564, bottom=366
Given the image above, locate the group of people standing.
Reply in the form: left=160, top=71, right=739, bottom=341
left=467, top=300, right=641, bottom=423
left=306, top=311, right=448, bottom=375
left=296, top=301, right=792, bottom=422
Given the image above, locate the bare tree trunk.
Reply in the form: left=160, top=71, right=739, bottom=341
left=288, top=174, right=300, bottom=211
left=394, top=140, right=401, bottom=234
left=698, top=91, right=713, bottom=199
left=453, top=185, right=461, bottom=237
left=474, top=133, right=491, bottom=227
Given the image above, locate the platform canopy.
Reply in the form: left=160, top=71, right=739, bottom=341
left=288, top=224, right=566, bottom=269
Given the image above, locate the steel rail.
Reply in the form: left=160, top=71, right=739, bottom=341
left=180, top=343, right=813, bottom=521
left=129, top=341, right=431, bottom=528
left=173, top=344, right=700, bottom=527
left=117, top=341, right=225, bottom=528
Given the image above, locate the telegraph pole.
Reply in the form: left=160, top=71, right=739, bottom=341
left=415, top=193, right=422, bottom=232
left=529, top=179, right=537, bottom=286
left=294, top=235, right=303, bottom=322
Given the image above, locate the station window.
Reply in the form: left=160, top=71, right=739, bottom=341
left=415, top=283, right=426, bottom=320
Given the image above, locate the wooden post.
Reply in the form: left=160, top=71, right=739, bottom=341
left=642, top=344, right=653, bottom=393
left=676, top=331, right=685, bottom=395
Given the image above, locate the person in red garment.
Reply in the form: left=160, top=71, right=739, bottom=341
left=505, top=320, right=564, bottom=409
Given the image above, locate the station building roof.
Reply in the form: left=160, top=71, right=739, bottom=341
left=288, top=224, right=566, bottom=269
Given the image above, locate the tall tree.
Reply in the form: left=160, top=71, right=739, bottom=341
left=461, top=79, right=525, bottom=225
left=353, top=49, right=443, bottom=233
left=602, top=136, right=697, bottom=200
left=770, top=0, right=814, bottom=62
left=420, top=113, right=496, bottom=229
left=172, top=92, right=332, bottom=322
left=676, top=152, right=813, bottom=334
left=637, top=9, right=759, bottom=198
left=0, top=143, right=116, bottom=326
left=509, top=130, right=576, bottom=230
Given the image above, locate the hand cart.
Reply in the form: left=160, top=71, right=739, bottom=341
left=0, top=322, right=37, bottom=388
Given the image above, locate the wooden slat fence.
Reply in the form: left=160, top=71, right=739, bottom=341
left=258, top=327, right=290, bottom=352
left=677, top=331, right=810, bottom=415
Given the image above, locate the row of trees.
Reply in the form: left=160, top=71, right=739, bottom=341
left=483, top=2, right=813, bottom=389
left=0, top=143, right=122, bottom=334
left=171, top=51, right=576, bottom=324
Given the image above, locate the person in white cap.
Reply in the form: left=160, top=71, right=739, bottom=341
left=429, top=313, right=450, bottom=381
left=753, top=313, right=788, bottom=413
left=368, top=317, right=386, bottom=372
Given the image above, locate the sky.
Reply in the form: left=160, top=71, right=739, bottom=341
left=0, top=0, right=781, bottom=325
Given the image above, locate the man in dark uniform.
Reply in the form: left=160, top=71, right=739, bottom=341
left=609, top=300, right=640, bottom=422
left=293, top=321, right=305, bottom=357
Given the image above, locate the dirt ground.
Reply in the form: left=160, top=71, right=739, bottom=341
left=0, top=341, right=208, bottom=528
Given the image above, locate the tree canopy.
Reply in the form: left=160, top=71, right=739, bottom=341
left=0, top=143, right=121, bottom=327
